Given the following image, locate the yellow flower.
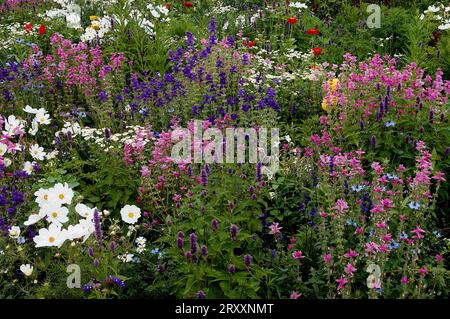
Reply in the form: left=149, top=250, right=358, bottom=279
left=89, top=15, right=98, bottom=21
left=321, top=78, right=339, bottom=112
left=330, top=78, right=339, bottom=91
left=91, top=20, right=101, bottom=30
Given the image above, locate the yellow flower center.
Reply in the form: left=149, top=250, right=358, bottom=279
left=44, top=194, right=48, bottom=200
left=52, top=212, right=58, bottom=218
left=59, top=194, right=65, bottom=200
left=49, top=236, right=55, bottom=243
left=128, top=212, right=134, bottom=218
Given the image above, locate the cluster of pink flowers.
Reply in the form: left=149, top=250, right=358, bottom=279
left=0, top=0, right=43, bottom=13
left=22, top=33, right=125, bottom=96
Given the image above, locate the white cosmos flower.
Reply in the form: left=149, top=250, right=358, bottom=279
left=75, top=203, right=95, bottom=220
left=4, top=115, right=25, bottom=136
left=49, top=183, right=74, bottom=205
left=426, top=5, right=440, bottom=13
left=29, top=120, right=39, bottom=136
left=24, top=212, right=46, bottom=226
left=63, top=223, right=85, bottom=241
left=3, top=158, right=12, bottom=167
left=120, top=205, right=141, bottom=224
left=9, top=226, right=20, bottom=238
left=34, top=187, right=52, bottom=208
left=78, top=219, right=95, bottom=242
left=29, top=144, right=46, bottom=161
left=35, top=110, right=51, bottom=125
left=438, top=23, right=450, bottom=30
left=33, top=223, right=67, bottom=248
left=0, top=142, right=7, bottom=156
left=23, top=105, right=40, bottom=114
left=23, top=161, right=35, bottom=175
left=41, top=204, right=69, bottom=225
left=20, top=264, right=33, bottom=276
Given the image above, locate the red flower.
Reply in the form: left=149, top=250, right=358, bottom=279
left=165, top=3, right=172, bottom=9
left=287, top=17, right=297, bottom=25
left=306, top=28, right=319, bottom=35
left=25, top=22, right=32, bottom=32
left=243, top=39, right=255, bottom=48
left=183, top=1, right=193, bottom=7
left=38, top=24, right=46, bottom=36
left=312, top=47, right=322, bottom=56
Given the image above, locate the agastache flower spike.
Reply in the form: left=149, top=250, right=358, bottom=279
left=93, top=209, right=102, bottom=250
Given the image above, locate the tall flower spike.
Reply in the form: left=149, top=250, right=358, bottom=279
left=93, top=209, right=103, bottom=250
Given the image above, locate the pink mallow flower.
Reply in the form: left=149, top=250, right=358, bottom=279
left=323, top=253, right=332, bottom=264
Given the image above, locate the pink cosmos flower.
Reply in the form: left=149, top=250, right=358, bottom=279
left=292, top=250, right=305, bottom=260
